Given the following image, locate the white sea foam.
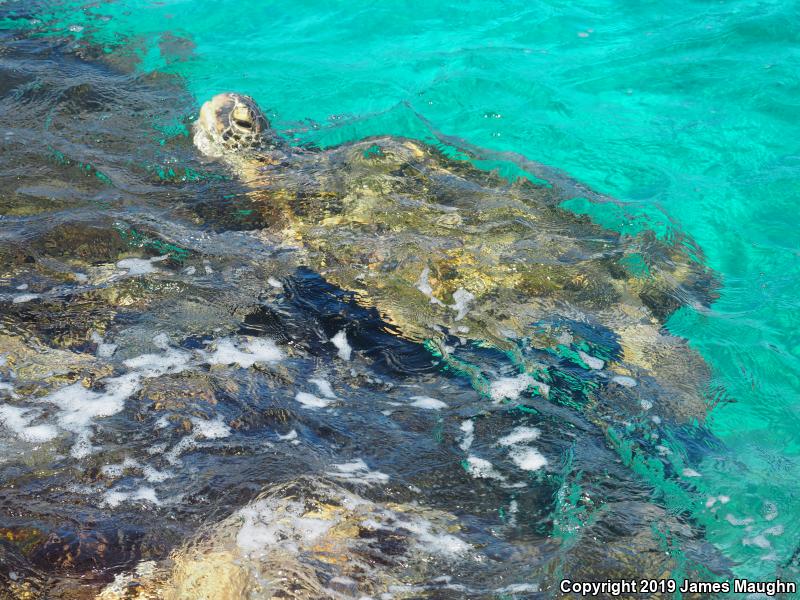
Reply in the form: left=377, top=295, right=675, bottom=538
left=464, top=455, right=505, bottom=481
left=116, top=255, right=168, bottom=276
left=12, top=293, right=40, bottom=304
left=450, top=288, right=474, bottom=321
left=725, top=514, right=754, bottom=526
left=497, top=583, right=540, bottom=594
left=489, top=373, right=549, bottom=402
left=331, top=330, right=352, bottom=361
left=612, top=375, right=637, bottom=387
left=295, top=391, right=332, bottom=409
left=101, top=457, right=141, bottom=478
left=267, top=277, right=283, bottom=289
left=142, top=465, right=173, bottom=483
left=103, top=486, right=160, bottom=508
left=459, top=420, right=474, bottom=451
left=578, top=350, right=604, bottom=370
left=330, top=459, right=389, bottom=485
left=164, top=435, right=197, bottom=465
left=309, top=378, right=337, bottom=399
left=191, top=416, right=231, bottom=439
left=123, top=347, right=192, bottom=374
left=498, top=426, right=540, bottom=446
left=393, top=516, right=470, bottom=557
left=743, top=534, right=771, bottom=549
left=278, top=429, right=298, bottom=441
left=415, top=267, right=445, bottom=306
left=236, top=498, right=334, bottom=555
left=97, top=342, right=117, bottom=358
left=0, top=405, right=59, bottom=443
left=152, top=332, right=171, bottom=350
left=508, top=447, right=547, bottom=471
left=204, top=337, right=282, bottom=368
left=409, top=395, right=447, bottom=410
left=38, top=347, right=192, bottom=458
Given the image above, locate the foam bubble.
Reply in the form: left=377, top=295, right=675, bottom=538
left=415, top=267, right=445, bottom=306
left=116, top=256, right=167, bottom=276
left=464, top=455, right=505, bottom=481
left=497, top=583, right=540, bottom=594
left=395, top=516, right=470, bottom=557
left=204, top=337, right=282, bottom=368
left=409, top=396, right=447, bottom=410
left=12, top=293, right=40, bottom=304
left=725, top=514, right=754, bottom=526
left=48, top=352, right=183, bottom=424
left=152, top=332, right=171, bottom=350
left=497, top=426, right=540, bottom=446
left=70, top=431, right=96, bottom=458
left=164, top=435, right=197, bottom=465
left=97, top=342, right=118, bottom=358
left=142, top=465, right=173, bottom=483
left=0, top=405, right=59, bottom=443
left=191, top=416, right=231, bottom=439
left=744, top=534, right=771, bottom=549
left=295, top=391, right=332, bottom=409
left=459, top=420, right=474, bottom=451
left=330, top=459, right=389, bottom=485
left=508, top=447, right=547, bottom=471
left=37, top=346, right=193, bottom=458
left=309, top=378, right=337, bottom=399
left=267, top=277, right=283, bottom=289
left=101, top=457, right=141, bottom=478
left=236, top=498, right=334, bottom=554
left=612, top=375, right=637, bottom=387
left=103, top=486, right=160, bottom=508
left=331, top=330, right=352, bottom=361
left=489, top=374, right=549, bottom=402
left=123, top=348, right=192, bottom=375
left=41, top=377, right=134, bottom=431
left=578, top=350, right=604, bottom=370
left=450, top=288, right=474, bottom=321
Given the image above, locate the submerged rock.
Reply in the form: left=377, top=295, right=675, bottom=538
left=97, top=477, right=472, bottom=600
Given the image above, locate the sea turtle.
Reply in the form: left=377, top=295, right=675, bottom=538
left=192, top=93, right=718, bottom=424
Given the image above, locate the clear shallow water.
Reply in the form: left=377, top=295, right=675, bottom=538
left=1, top=0, right=799, bottom=596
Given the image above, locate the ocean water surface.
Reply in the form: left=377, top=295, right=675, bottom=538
left=0, top=0, right=799, bottom=597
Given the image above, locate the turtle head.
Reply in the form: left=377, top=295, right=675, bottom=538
left=193, top=93, right=272, bottom=156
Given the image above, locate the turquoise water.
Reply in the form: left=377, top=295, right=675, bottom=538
left=7, top=0, right=800, bottom=587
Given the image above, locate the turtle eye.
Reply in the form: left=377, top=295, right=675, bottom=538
left=231, top=105, right=255, bottom=130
